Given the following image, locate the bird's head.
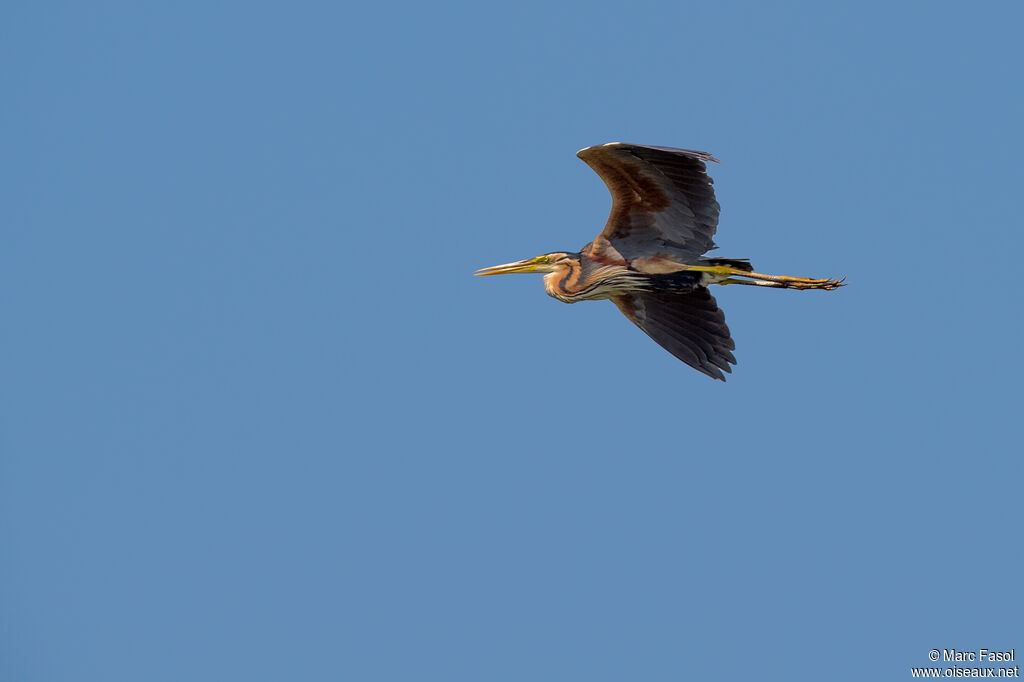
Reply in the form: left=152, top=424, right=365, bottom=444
left=474, top=252, right=578, bottom=277
left=476, top=252, right=587, bottom=302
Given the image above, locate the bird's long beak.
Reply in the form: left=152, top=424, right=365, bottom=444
left=474, top=258, right=543, bottom=276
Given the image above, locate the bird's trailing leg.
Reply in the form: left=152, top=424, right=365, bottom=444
left=740, top=270, right=845, bottom=290
left=718, top=277, right=786, bottom=288
left=691, top=265, right=845, bottom=290
left=722, top=271, right=845, bottom=290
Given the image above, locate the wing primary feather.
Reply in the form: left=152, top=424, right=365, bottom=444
left=611, top=288, right=736, bottom=380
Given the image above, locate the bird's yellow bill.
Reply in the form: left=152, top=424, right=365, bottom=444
left=474, top=257, right=546, bottom=276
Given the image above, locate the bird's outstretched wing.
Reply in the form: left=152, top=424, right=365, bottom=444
left=611, top=288, right=735, bottom=381
left=577, top=143, right=721, bottom=264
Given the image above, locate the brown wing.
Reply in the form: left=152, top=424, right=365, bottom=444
left=611, top=288, right=736, bottom=381
left=577, top=143, right=721, bottom=264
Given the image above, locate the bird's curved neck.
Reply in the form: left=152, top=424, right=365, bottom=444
left=543, top=259, right=649, bottom=302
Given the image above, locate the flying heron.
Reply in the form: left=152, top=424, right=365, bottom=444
left=475, top=143, right=844, bottom=381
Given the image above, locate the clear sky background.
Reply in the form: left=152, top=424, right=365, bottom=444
left=3, top=2, right=1022, bottom=681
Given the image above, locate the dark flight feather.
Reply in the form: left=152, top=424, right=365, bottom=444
left=612, top=288, right=735, bottom=381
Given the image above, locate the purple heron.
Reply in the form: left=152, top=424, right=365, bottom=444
left=476, top=143, right=843, bottom=381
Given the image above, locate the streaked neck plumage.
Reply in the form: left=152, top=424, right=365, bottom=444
left=543, top=255, right=650, bottom=303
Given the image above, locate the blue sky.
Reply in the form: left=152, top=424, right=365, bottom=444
left=3, top=1, right=1022, bottom=680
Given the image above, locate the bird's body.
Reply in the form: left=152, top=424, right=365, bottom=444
left=476, top=143, right=843, bottom=380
